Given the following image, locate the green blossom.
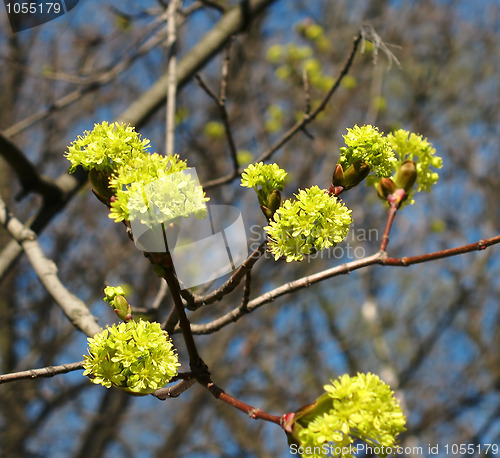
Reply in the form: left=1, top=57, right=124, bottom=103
left=109, top=154, right=208, bottom=226
left=386, top=129, right=442, bottom=205
left=65, top=121, right=150, bottom=173
left=295, top=373, right=406, bottom=458
left=103, top=286, right=126, bottom=304
left=83, top=320, right=180, bottom=395
left=340, top=125, right=396, bottom=178
left=241, top=162, right=287, bottom=216
left=264, top=186, right=352, bottom=262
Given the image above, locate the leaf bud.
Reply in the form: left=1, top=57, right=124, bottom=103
left=394, top=160, right=417, bottom=193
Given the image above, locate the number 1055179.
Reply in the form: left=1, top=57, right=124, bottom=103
left=5, top=3, right=62, bottom=15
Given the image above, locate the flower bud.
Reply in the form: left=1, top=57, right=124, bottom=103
left=113, top=294, right=132, bottom=322
left=341, top=160, right=371, bottom=189
left=89, top=168, right=114, bottom=202
left=376, top=177, right=396, bottom=200
left=331, top=163, right=344, bottom=187
left=394, top=160, right=417, bottom=193
left=267, top=189, right=282, bottom=214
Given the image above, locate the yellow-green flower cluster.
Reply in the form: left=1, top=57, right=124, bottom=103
left=83, top=320, right=180, bottom=395
left=103, top=285, right=126, bottom=303
left=241, top=162, right=287, bottom=194
left=386, top=129, right=442, bottom=205
left=108, top=153, right=208, bottom=226
left=264, top=186, right=352, bottom=262
left=65, top=121, right=150, bottom=173
left=65, top=122, right=209, bottom=227
left=340, top=125, right=396, bottom=178
left=296, top=373, right=406, bottom=458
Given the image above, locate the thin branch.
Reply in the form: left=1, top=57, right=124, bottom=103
left=189, top=233, right=500, bottom=335
left=240, top=270, right=252, bottom=311
left=379, top=204, right=398, bottom=252
left=0, top=361, right=84, bottom=385
left=165, top=0, right=181, bottom=156
left=203, top=30, right=363, bottom=189
left=383, top=235, right=500, bottom=266
left=189, top=252, right=383, bottom=334
left=202, top=380, right=282, bottom=424
left=153, top=378, right=196, bottom=399
left=196, top=41, right=240, bottom=180
left=163, top=268, right=205, bottom=371
left=0, top=196, right=101, bottom=337
left=190, top=240, right=267, bottom=309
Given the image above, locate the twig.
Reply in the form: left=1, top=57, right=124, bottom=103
left=189, top=233, right=500, bottom=335
left=163, top=268, right=204, bottom=371
left=196, top=41, right=240, bottom=180
left=153, top=377, right=196, bottom=399
left=189, top=252, right=383, bottom=334
left=190, top=241, right=267, bottom=309
left=383, top=235, right=500, bottom=266
left=379, top=204, right=398, bottom=252
left=240, top=271, right=252, bottom=311
left=165, top=0, right=181, bottom=156
left=202, top=380, right=282, bottom=424
left=0, top=361, right=84, bottom=385
left=0, top=196, right=101, bottom=337
left=203, top=30, right=363, bottom=189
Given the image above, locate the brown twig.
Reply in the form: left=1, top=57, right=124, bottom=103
left=0, top=361, right=84, bottom=385
left=190, top=240, right=267, bottom=309
left=153, top=377, right=197, bottom=399
left=195, top=41, right=240, bottom=181
left=379, top=204, right=398, bottom=252
left=383, top=235, right=500, bottom=266
left=203, top=30, right=363, bottom=189
left=202, top=380, right=282, bottom=424
left=163, top=268, right=204, bottom=371
left=189, top=233, right=500, bottom=335
left=165, top=0, right=181, bottom=156
left=189, top=252, right=383, bottom=335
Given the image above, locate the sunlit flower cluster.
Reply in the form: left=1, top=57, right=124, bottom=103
left=108, top=154, right=207, bottom=226
left=294, top=373, right=406, bottom=458
left=83, top=320, right=180, bottom=395
left=65, top=122, right=209, bottom=226
left=264, top=186, right=352, bottom=262
left=241, top=162, right=287, bottom=199
left=65, top=121, right=150, bottom=173
left=385, top=129, right=443, bottom=205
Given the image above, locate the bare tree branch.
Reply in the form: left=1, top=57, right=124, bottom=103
left=0, top=361, right=84, bottom=385
left=0, top=196, right=101, bottom=337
